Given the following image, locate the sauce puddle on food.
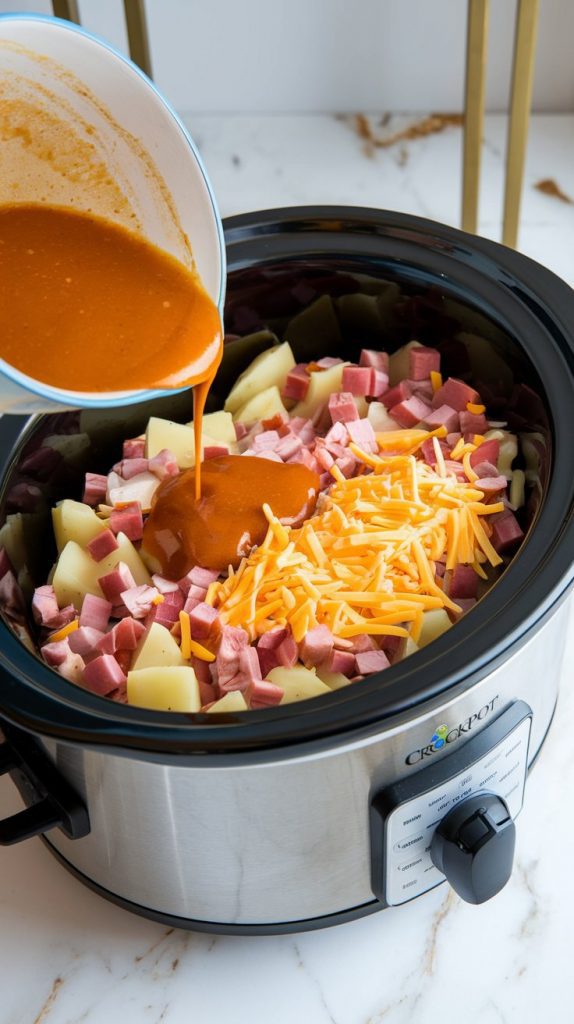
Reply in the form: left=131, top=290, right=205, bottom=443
left=142, top=455, right=320, bottom=577
left=0, top=203, right=318, bottom=568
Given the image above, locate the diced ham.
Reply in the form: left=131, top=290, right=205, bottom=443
left=421, top=437, right=449, bottom=466
left=109, top=502, right=143, bottom=542
left=328, top=392, right=360, bottom=424
left=247, top=680, right=284, bottom=708
left=123, top=437, right=146, bottom=459
left=79, top=593, right=112, bottom=632
left=300, top=625, right=334, bottom=666
left=316, top=356, right=344, bottom=369
left=234, top=422, right=248, bottom=441
left=490, top=510, right=524, bottom=553
left=151, top=574, right=180, bottom=594
left=189, top=602, right=220, bottom=639
left=83, top=473, right=108, bottom=507
left=469, top=439, right=500, bottom=468
left=204, top=445, right=230, bottom=460
left=355, top=649, right=391, bottom=675
left=335, top=452, right=358, bottom=478
left=289, top=417, right=316, bottom=445
left=32, top=584, right=60, bottom=627
left=346, top=418, right=377, bottom=453
left=148, top=449, right=179, bottom=480
left=112, top=457, right=149, bottom=479
left=87, top=529, right=119, bottom=563
left=193, top=657, right=214, bottom=688
left=252, top=430, right=280, bottom=452
left=423, top=405, right=459, bottom=434
left=152, top=600, right=181, bottom=629
left=342, top=365, right=373, bottom=397
left=448, top=564, right=479, bottom=599
left=369, top=369, right=389, bottom=398
left=199, top=680, right=216, bottom=706
left=41, top=638, right=71, bottom=667
left=68, top=626, right=105, bottom=660
left=256, top=627, right=289, bottom=676
left=282, top=364, right=310, bottom=402
left=408, top=379, right=434, bottom=400
left=98, top=562, right=136, bottom=602
left=178, top=567, right=219, bottom=594
left=324, top=421, right=349, bottom=449
left=239, top=646, right=262, bottom=682
left=432, top=377, right=480, bottom=412
left=216, top=625, right=249, bottom=686
left=120, top=584, right=159, bottom=618
left=276, top=434, right=303, bottom=461
left=390, top=395, right=433, bottom=429
left=327, top=649, right=356, bottom=675
left=83, top=654, right=127, bottom=696
left=382, top=380, right=412, bottom=410
left=446, top=432, right=462, bottom=447
left=459, top=410, right=489, bottom=435
left=315, top=445, right=335, bottom=472
left=379, top=634, right=403, bottom=660
left=351, top=634, right=378, bottom=653
left=360, top=349, right=389, bottom=372
left=408, top=346, right=440, bottom=380
left=44, top=605, right=76, bottom=632
left=275, top=635, right=298, bottom=668
left=103, top=616, right=146, bottom=652
left=473, top=461, right=499, bottom=479
left=476, top=476, right=510, bottom=498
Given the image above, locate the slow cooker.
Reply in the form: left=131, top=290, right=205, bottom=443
left=0, top=208, right=573, bottom=933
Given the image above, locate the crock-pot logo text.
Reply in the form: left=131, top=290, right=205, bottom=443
left=405, top=697, right=499, bottom=765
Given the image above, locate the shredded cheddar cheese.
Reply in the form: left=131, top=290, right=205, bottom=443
left=430, top=371, right=443, bottom=393
left=467, top=402, right=486, bottom=415
left=48, top=618, right=79, bottom=643
left=212, top=435, right=502, bottom=645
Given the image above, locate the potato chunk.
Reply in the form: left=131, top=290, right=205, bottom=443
left=131, top=622, right=185, bottom=670
left=52, top=532, right=151, bottom=609
left=52, top=499, right=107, bottom=554
left=205, top=691, right=248, bottom=712
left=268, top=664, right=331, bottom=703
left=224, top=342, right=295, bottom=415
left=127, top=666, right=200, bottom=712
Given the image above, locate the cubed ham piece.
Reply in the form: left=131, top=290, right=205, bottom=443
left=351, top=634, right=378, bottom=654
left=253, top=430, right=280, bottom=452
left=289, top=417, right=316, bottom=445
left=448, top=564, right=479, bottom=599
left=239, top=646, right=262, bottom=682
left=342, top=365, right=374, bottom=397
left=432, top=377, right=480, bottom=412
left=369, top=369, right=389, bottom=397
left=68, top=626, right=105, bottom=660
left=234, top=422, right=248, bottom=441
left=41, top=638, right=71, bottom=667
left=254, top=450, right=283, bottom=463
left=324, top=421, right=350, bottom=449
left=178, top=566, right=219, bottom=594
left=198, top=680, right=216, bottom=706
left=256, top=627, right=289, bottom=676
left=476, top=476, right=509, bottom=498
left=282, top=364, right=310, bottom=402
left=83, top=654, right=127, bottom=696
left=247, top=680, right=284, bottom=708
left=355, top=649, right=391, bottom=675
left=123, top=437, right=146, bottom=459
left=189, top=602, right=220, bottom=639
left=155, top=602, right=182, bottom=629
left=459, top=410, right=489, bottom=435
left=379, top=634, right=403, bottom=660
left=473, top=461, right=499, bottom=479
left=83, top=473, right=108, bottom=507
left=328, top=392, right=360, bottom=424
left=148, top=448, right=179, bottom=480
left=490, top=511, right=524, bottom=553
left=346, top=418, right=377, bottom=453
left=390, top=395, right=433, bottom=429
left=113, top=616, right=146, bottom=651
left=382, top=380, right=412, bottom=410
left=109, top=502, right=144, bottom=542
left=423, top=405, right=460, bottom=434
left=408, top=379, right=434, bottom=400
left=216, top=625, right=249, bottom=686
left=32, top=584, right=60, bottom=627
left=420, top=437, right=449, bottom=466
left=192, top=657, right=213, bottom=688
left=327, top=649, right=356, bottom=675
left=98, top=562, right=136, bottom=602
left=360, top=348, right=389, bottom=372
left=45, top=605, right=76, bottom=632
left=112, top=457, right=149, bottom=479
left=315, top=445, right=335, bottom=472
left=335, top=452, right=358, bottom=478
left=151, top=574, right=180, bottom=594
left=408, top=346, right=441, bottom=381
left=276, top=434, right=303, bottom=461
left=87, top=529, right=119, bottom=563
left=276, top=634, right=298, bottom=668
left=120, top=584, right=159, bottom=618
left=469, top=439, right=500, bottom=468
left=204, top=445, right=230, bottom=460
left=446, top=432, right=462, bottom=447
left=316, top=356, right=344, bottom=369
left=79, top=593, right=112, bottom=632
left=300, top=625, right=334, bottom=666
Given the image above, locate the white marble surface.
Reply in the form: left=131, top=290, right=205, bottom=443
left=1, top=112, right=574, bottom=1024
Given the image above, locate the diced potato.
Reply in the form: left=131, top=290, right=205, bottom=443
left=268, top=664, right=331, bottom=704
left=234, top=385, right=288, bottom=425
left=418, top=610, right=452, bottom=648
left=315, top=667, right=352, bottom=690
left=291, top=362, right=349, bottom=420
left=52, top=499, right=108, bottom=554
left=107, top=471, right=159, bottom=512
left=195, top=410, right=236, bottom=447
left=0, top=513, right=26, bottom=572
left=145, top=417, right=220, bottom=469
left=132, top=621, right=185, bottom=670
left=127, top=666, right=200, bottom=712
left=367, top=402, right=400, bottom=432
left=224, top=341, right=295, bottom=415
left=205, top=691, right=248, bottom=713
left=52, top=532, right=152, bottom=609
left=403, top=637, right=420, bottom=659
left=483, top=429, right=518, bottom=479
left=389, top=341, right=423, bottom=386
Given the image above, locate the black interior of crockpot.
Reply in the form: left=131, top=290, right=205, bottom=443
left=0, top=208, right=572, bottom=757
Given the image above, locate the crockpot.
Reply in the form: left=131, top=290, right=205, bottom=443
left=0, top=207, right=573, bottom=933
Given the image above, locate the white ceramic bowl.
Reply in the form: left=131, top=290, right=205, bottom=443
left=0, top=13, right=225, bottom=412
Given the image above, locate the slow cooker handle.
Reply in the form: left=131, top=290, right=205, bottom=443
left=0, top=727, right=90, bottom=846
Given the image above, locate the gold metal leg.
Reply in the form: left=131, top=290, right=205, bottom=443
left=123, top=0, right=153, bottom=78
left=462, top=0, right=490, bottom=234
left=502, top=0, right=540, bottom=248
left=52, top=0, right=80, bottom=23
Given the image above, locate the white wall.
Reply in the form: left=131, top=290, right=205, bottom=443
left=2, top=0, right=574, bottom=113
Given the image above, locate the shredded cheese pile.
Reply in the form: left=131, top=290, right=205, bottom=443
left=208, top=428, right=504, bottom=646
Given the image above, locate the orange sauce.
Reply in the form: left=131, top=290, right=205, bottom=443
left=142, top=456, right=320, bottom=577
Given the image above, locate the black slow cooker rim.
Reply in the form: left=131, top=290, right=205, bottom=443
left=0, top=205, right=573, bottom=759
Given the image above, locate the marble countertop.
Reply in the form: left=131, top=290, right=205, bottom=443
left=1, top=112, right=574, bottom=1024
